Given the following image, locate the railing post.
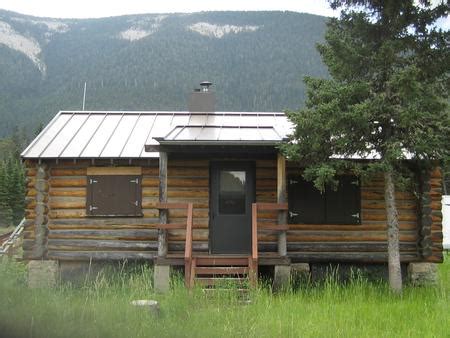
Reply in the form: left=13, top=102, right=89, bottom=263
left=277, top=153, right=287, bottom=256
left=251, top=203, right=258, bottom=261
left=185, top=203, right=193, bottom=287
left=158, top=152, right=168, bottom=257
left=251, top=203, right=259, bottom=287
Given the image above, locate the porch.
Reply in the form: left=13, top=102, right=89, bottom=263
left=153, top=201, right=290, bottom=290
left=153, top=151, right=290, bottom=290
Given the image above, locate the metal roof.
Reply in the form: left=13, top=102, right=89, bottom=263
left=21, top=111, right=292, bottom=159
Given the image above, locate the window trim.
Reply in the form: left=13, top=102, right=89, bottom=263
left=86, top=167, right=143, bottom=217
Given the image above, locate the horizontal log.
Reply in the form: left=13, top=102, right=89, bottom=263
left=256, top=179, right=277, bottom=189
left=156, top=223, right=188, bottom=229
left=26, top=177, right=36, bottom=188
left=142, top=177, right=209, bottom=188
left=49, top=229, right=158, bottom=240
left=26, top=188, right=37, bottom=197
left=432, top=214, right=442, bottom=222
left=22, top=239, right=35, bottom=251
left=48, top=223, right=159, bottom=230
left=168, top=178, right=209, bottom=188
left=286, top=230, right=417, bottom=242
left=286, top=242, right=417, bottom=252
left=256, top=168, right=277, bottom=179
left=361, top=200, right=417, bottom=210
left=50, top=168, right=87, bottom=176
left=429, top=178, right=442, bottom=187
left=288, top=252, right=418, bottom=263
left=169, top=242, right=209, bottom=252
left=287, top=222, right=418, bottom=231
left=142, top=209, right=208, bottom=219
left=169, top=159, right=209, bottom=167
left=362, top=211, right=417, bottom=222
left=87, top=167, right=142, bottom=176
left=156, top=202, right=190, bottom=210
left=361, top=191, right=415, bottom=200
left=49, top=217, right=158, bottom=226
left=429, top=167, right=442, bottom=179
left=256, top=203, right=288, bottom=211
left=47, top=250, right=156, bottom=261
left=49, top=160, right=91, bottom=167
left=50, top=177, right=86, bottom=188
left=142, top=188, right=209, bottom=198
left=23, top=231, right=36, bottom=240
left=47, top=239, right=157, bottom=251
left=168, top=167, right=209, bottom=177
left=430, top=201, right=442, bottom=210
left=256, top=159, right=277, bottom=168
left=49, top=187, right=86, bottom=197
left=49, top=198, right=85, bottom=210
left=25, top=210, right=36, bottom=219
left=26, top=168, right=37, bottom=177
left=424, top=254, right=443, bottom=263
left=49, top=209, right=86, bottom=219
left=258, top=224, right=289, bottom=231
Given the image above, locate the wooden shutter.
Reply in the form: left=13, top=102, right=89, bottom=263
left=326, top=176, right=360, bottom=224
left=288, top=176, right=325, bottom=224
left=288, top=175, right=361, bottom=225
left=87, top=175, right=142, bottom=217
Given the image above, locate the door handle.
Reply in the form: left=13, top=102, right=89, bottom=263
left=289, top=211, right=299, bottom=218
left=351, top=212, right=360, bottom=219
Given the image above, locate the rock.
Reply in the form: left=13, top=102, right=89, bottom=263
left=27, top=260, right=59, bottom=288
left=407, top=262, right=438, bottom=286
left=131, top=300, right=160, bottom=316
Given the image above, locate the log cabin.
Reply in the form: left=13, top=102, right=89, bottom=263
left=21, top=83, right=443, bottom=289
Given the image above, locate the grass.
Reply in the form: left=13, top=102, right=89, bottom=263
left=0, top=257, right=449, bottom=338
left=0, top=226, right=15, bottom=236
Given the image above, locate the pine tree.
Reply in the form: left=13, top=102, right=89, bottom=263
left=0, top=161, right=13, bottom=228
left=282, top=0, right=449, bottom=293
left=5, top=158, right=25, bottom=225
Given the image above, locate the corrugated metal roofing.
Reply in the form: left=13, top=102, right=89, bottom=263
left=21, top=111, right=292, bottom=159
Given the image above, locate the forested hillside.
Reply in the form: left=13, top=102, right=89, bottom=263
left=0, top=10, right=328, bottom=137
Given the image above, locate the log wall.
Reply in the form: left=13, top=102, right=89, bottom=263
left=22, top=159, right=443, bottom=264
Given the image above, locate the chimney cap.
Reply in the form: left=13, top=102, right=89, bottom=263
left=200, top=81, right=212, bottom=88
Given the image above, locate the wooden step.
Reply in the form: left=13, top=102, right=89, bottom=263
left=195, top=277, right=249, bottom=287
left=194, top=266, right=250, bottom=275
left=195, top=256, right=250, bottom=266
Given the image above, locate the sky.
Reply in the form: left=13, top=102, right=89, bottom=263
left=0, top=0, right=338, bottom=19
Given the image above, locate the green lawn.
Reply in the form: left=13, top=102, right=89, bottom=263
left=0, top=257, right=448, bottom=338
left=0, top=226, right=15, bottom=236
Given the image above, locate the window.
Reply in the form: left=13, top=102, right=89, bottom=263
left=219, top=170, right=246, bottom=214
left=288, top=175, right=360, bottom=225
left=86, top=167, right=142, bottom=217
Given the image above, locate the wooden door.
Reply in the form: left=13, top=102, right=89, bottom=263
left=210, top=162, right=255, bottom=254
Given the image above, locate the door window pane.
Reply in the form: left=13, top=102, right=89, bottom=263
left=219, top=170, right=246, bottom=214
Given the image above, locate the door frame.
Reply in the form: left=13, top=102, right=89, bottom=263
left=209, top=161, right=256, bottom=254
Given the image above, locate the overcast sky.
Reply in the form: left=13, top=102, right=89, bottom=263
left=0, top=0, right=338, bottom=19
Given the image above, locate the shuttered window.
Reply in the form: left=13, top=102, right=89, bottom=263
left=288, top=175, right=360, bottom=225
left=86, top=175, right=142, bottom=217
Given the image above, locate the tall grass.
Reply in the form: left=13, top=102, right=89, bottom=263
left=0, top=257, right=448, bottom=338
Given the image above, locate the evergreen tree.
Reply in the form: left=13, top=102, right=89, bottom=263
left=0, top=162, right=13, bottom=228
left=282, top=0, right=449, bottom=293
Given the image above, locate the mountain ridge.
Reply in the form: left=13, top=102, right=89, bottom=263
left=0, top=9, right=329, bottom=137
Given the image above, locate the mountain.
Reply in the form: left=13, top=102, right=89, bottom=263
left=0, top=10, right=328, bottom=137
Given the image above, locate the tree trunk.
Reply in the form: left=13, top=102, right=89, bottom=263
left=384, top=170, right=402, bottom=293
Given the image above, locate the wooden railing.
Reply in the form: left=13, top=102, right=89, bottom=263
left=251, top=202, right=289, bottom=259
left=155, top=203, right=194, bottom=287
